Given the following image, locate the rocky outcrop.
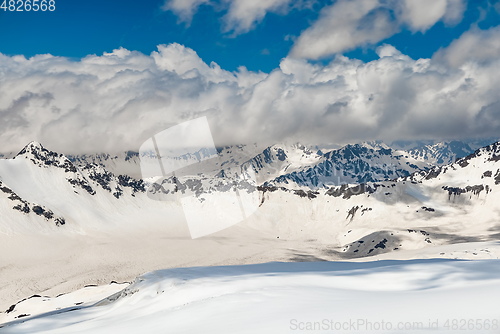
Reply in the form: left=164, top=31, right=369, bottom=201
left=0, top=180, right=65, bottom=226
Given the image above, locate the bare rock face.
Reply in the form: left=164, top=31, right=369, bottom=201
left=15, top=142, right=145, bottom=198
left=0, top=179, right=65, bottom=226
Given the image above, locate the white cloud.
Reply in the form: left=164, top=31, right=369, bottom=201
left=433, top=26, right=500, bottom=67
left=220, top=0, right=293, bottom=35
left=162, top=0, right=465, bottom=46
left=162, top=0, right=312, bottom=36
left=290, top=0, right=396, bottom=59
left=399, top=0, right=448, bottom=32
left=1, top=42, right=500, bottom=155
left=161, top=0, right=210, bottom=25
left=152, top=43, right=237, bottom=83
left=376, top=44, right=402, bottom=58
left=290, top=0, right=466, bottom=59
left=442, top=0, right=467, bottom=25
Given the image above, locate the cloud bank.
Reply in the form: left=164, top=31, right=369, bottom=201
left=1, top=38, right=500, bottom=154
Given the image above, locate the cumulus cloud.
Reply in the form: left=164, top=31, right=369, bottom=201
left=290, top=0, right=466, bottom=59
left=433, top=25, right=500, bottom=67
left=1, top=41, right=500, bottom=154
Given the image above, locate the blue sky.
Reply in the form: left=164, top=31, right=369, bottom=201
left=0, top=0, right=499, bottom=72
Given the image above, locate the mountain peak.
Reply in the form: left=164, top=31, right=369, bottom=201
left=14, top=141, right=78, bottom=173
left=455, top=140, right=500, bottom=167
left=16, top=141, right=50, bottom=157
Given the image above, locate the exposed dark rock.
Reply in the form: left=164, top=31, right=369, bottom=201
left=5, top=304, right=15, bottom=314
left=374, top=238, right=388, bottom=249
left=489, top=154, right=500, bottom=162
left=467, top=185, right=485, bottom=196
left=31, top=205, right=56, bottom=220
left=113, top=187, right=123, bottom=199
left=55, top=217, right=66, bottom=226
left=361, top=207, right=372, bottom=215
left=294, top=190, right=308, bottom=198
left=293, top=189, right=319, bottom=199
left=67, top=177, right=96, bottom=195
left=1, top=180, right=66, bottom=226
left=425, top=167, right=442, bottom=180
left=442, top=185, right=485, bottom=200
left=442, top=186, right=466, bottom=199
left=482, top=171, right=492, bottom=178
left=325, top=184, right=348, bottom=197
left=17, top=142, right=77, bottom=173
left=257, top=185, right=279, bottom=193
left=118, top=175, right=145, bottom=193
left=346, top=206, right=359, bottom=221
left=344, top=184, right=376, bottom=199
left=13, top=203, right=30, bottom=214
left=276, top=148, right=287, bottom=161
left=326, top=183, right=376, bottom=200
left=84, top=164, right=113, bottom=192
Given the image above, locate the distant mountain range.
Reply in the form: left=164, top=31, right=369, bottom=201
left=1, top=139, right=499, bottom=256
left=60, top=139, right=497, bottom=188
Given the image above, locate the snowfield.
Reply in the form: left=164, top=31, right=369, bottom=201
left=1, top=259, right=500, bottom=334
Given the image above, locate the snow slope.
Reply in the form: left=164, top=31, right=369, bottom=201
left=0, top=282, right=128, bottom=325
left=2, top=260, right=500, bottom=334
left=0, top=142, right=184, bottom=235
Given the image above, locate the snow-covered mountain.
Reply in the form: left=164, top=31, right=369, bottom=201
left=2, top=140, right=500, bottom=252
left=404, top=140, right=473, bottom=165
left=252, top=140, right=500, bottom=258
left=267, top=142, right=430, bottom=188
left=0, top=142, right=153, bottom=234
left=67, top=142, right=323, bottom=185
left=67, top=140, right=492, bottom=191
left=2, top=139, right=500, bottom=324
left=389, top=138, right=499, bottom=165
left=68, top=151, right=143, bottom=179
